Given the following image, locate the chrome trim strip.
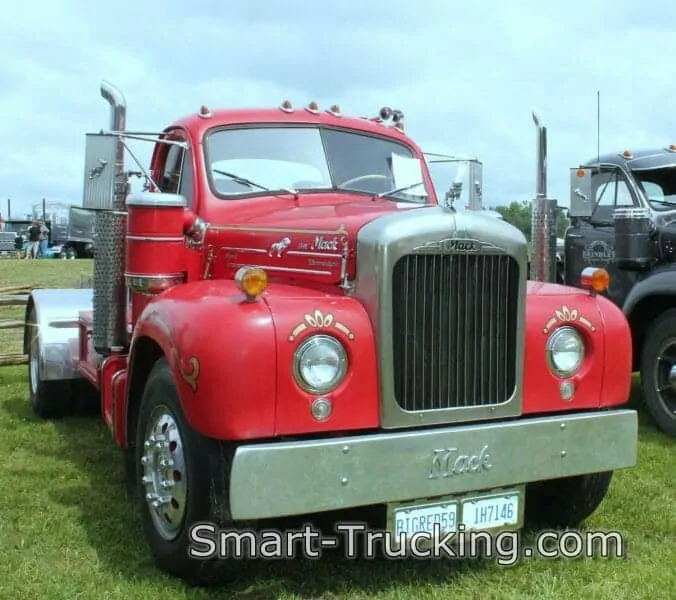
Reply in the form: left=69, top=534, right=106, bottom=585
left=226, top=264, right=333, bottom=276
left=125, top=191, right=187, bottom=208
left=125, top=273, right=185, bottom=294
left=221, top=246, right=343, bottom=259
left=222, top=247, right=267, bottom=254
left=210, top=224, right=348, bottom=235
left=126, top=235, right=185, bottom=242
left=229, top=409, right=637, bottom=520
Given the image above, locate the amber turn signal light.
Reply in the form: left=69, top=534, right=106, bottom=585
left=235, top=267, right=268, bottom=300
left=580, top=267, right=610, bottom=293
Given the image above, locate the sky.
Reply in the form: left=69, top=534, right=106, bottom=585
left=1, top=0, right=675, bottom=219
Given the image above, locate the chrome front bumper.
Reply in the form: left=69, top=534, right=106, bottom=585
left=229, top=409, right=637, bottom=520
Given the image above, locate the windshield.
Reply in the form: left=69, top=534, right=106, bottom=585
left=633, top=167, right=676, bottom=211
left=204, top=126, right=429, bottom=203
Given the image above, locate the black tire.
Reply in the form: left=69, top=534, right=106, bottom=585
left=640, top=309, right=676, bottom=437
left=134, top=358, right=254, bottom=586
left=524, top=471, right=613, bottom=530
left=27, top=307, right=75, bottom=418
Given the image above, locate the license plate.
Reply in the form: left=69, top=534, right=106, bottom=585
left=391, top=501, right=458, bottom=538
left=461, top=493, right=520, bottom=530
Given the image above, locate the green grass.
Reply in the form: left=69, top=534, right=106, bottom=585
left=0, top=260, right=674, bottom=599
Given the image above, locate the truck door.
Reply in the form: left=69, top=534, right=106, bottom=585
left=564, top=166, right=640, bottom=307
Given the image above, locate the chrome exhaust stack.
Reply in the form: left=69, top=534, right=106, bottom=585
left=530, top=112, right=558, bottom=282
left=91, top=80, right=129, bottom=354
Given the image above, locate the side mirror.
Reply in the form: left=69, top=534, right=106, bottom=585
left=569, top=168, right=593, bottom=217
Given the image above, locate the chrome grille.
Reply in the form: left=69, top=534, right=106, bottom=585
left=391, top=253, right=519, bottom=411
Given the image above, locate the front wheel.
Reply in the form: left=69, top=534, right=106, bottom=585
left=134, top=358, right=255, bottom=586
left=524, top=471, right=613, bottom=530
left=640, top=309, right=676, bottom=437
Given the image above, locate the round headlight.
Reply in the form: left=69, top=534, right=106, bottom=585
left=546, top=326, right=584, bottom=377
left=293, top=334, right=348, bottom=394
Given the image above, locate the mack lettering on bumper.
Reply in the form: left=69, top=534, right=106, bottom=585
left=228, top=409, right=637, bottom=520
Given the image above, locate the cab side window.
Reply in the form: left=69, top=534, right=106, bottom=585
left=590, top=169, right=636, bottom=223
left=158, top=143, right=194, bottom=207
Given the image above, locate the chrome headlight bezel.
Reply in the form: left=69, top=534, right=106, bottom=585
left=546, top=325, right=585, bottom=378
left=292, top=334, right=348, bottom=394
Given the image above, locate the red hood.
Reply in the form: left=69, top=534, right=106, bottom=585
left=205, top=191, right=427, bottom=232
left=203, top=192, right=430, bottom=285
left=527, top=281, right=591, bottom=296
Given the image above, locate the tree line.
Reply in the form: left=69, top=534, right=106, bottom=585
left=491, top=200, right=569, bottom=241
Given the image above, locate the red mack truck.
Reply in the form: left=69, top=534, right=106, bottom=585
left=24, top=81, right=638, bottom=585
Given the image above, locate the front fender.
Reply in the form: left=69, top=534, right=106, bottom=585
left=23, top=288, right=92, bottom=381
left=263, top=283, right=380, bottom=436
left=130, top=280, right=277, bottom=440
left=623, top=266, right=676, bottom=317
left=523, top=284, right=632, bottom=413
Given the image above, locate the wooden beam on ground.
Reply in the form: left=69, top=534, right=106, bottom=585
left=0, top=319, right=23, bottom=329
left=0, top=354, right=27, bottom=366
left=0, top=295, right=28, bottom=306
left=0, top=284, right=33, bottom=294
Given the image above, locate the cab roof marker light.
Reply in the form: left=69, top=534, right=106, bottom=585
left=198, top=105, right=211, bottom=119
left=327, top=104, right=341, bottom=117
left=279, top=100, right=294, bottom=113
left=379, top=106, right=393, bottom=120
left=305, top=101, right=319, bottom=114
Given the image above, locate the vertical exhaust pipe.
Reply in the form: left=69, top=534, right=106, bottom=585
left=101, top=80, right=127, bottom=210
left=92, top=80, right=129, bottom=355
left=530, top=112, right=557, bottom=282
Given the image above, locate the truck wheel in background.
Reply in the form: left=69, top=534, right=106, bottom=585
left=640, top=308, right=676, bottom=437
left=135, top=358, right=254, bottom=586
left=524, top=471, right=613, bottom=529
left=27, top=307, right=75, bottom=418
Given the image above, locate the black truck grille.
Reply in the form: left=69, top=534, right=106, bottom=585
left=391, top=253, right=520, bottom=411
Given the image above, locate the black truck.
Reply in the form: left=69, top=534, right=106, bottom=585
left=563, top=146, right=676, bottom=436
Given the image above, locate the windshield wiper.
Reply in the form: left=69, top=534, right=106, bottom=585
left=212, top=169, right=298, bottom=198
left=374, top=181, right=426, bottom=199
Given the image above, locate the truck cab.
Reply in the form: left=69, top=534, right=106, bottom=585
left=564, top=147, right=676, bottom=436
left=23, top=83, right=638, bottom=586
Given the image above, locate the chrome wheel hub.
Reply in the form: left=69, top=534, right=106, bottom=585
left=141, top=407, right=188, bottom=540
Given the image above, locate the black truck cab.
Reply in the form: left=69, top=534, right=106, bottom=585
left=564, top=146, right=676, bottom=436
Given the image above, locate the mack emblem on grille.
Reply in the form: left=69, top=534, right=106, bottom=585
left=428, top=445, right=493, bottom=479
left=411, top=238, right=501, bottom=254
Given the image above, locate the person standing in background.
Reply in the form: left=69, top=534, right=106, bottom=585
left=38, top=221, right=49, bottom=258
left=25, top=221, right=41, bottom=259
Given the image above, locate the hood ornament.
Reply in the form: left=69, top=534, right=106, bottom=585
left=443, top=181, right=461, bottom=211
